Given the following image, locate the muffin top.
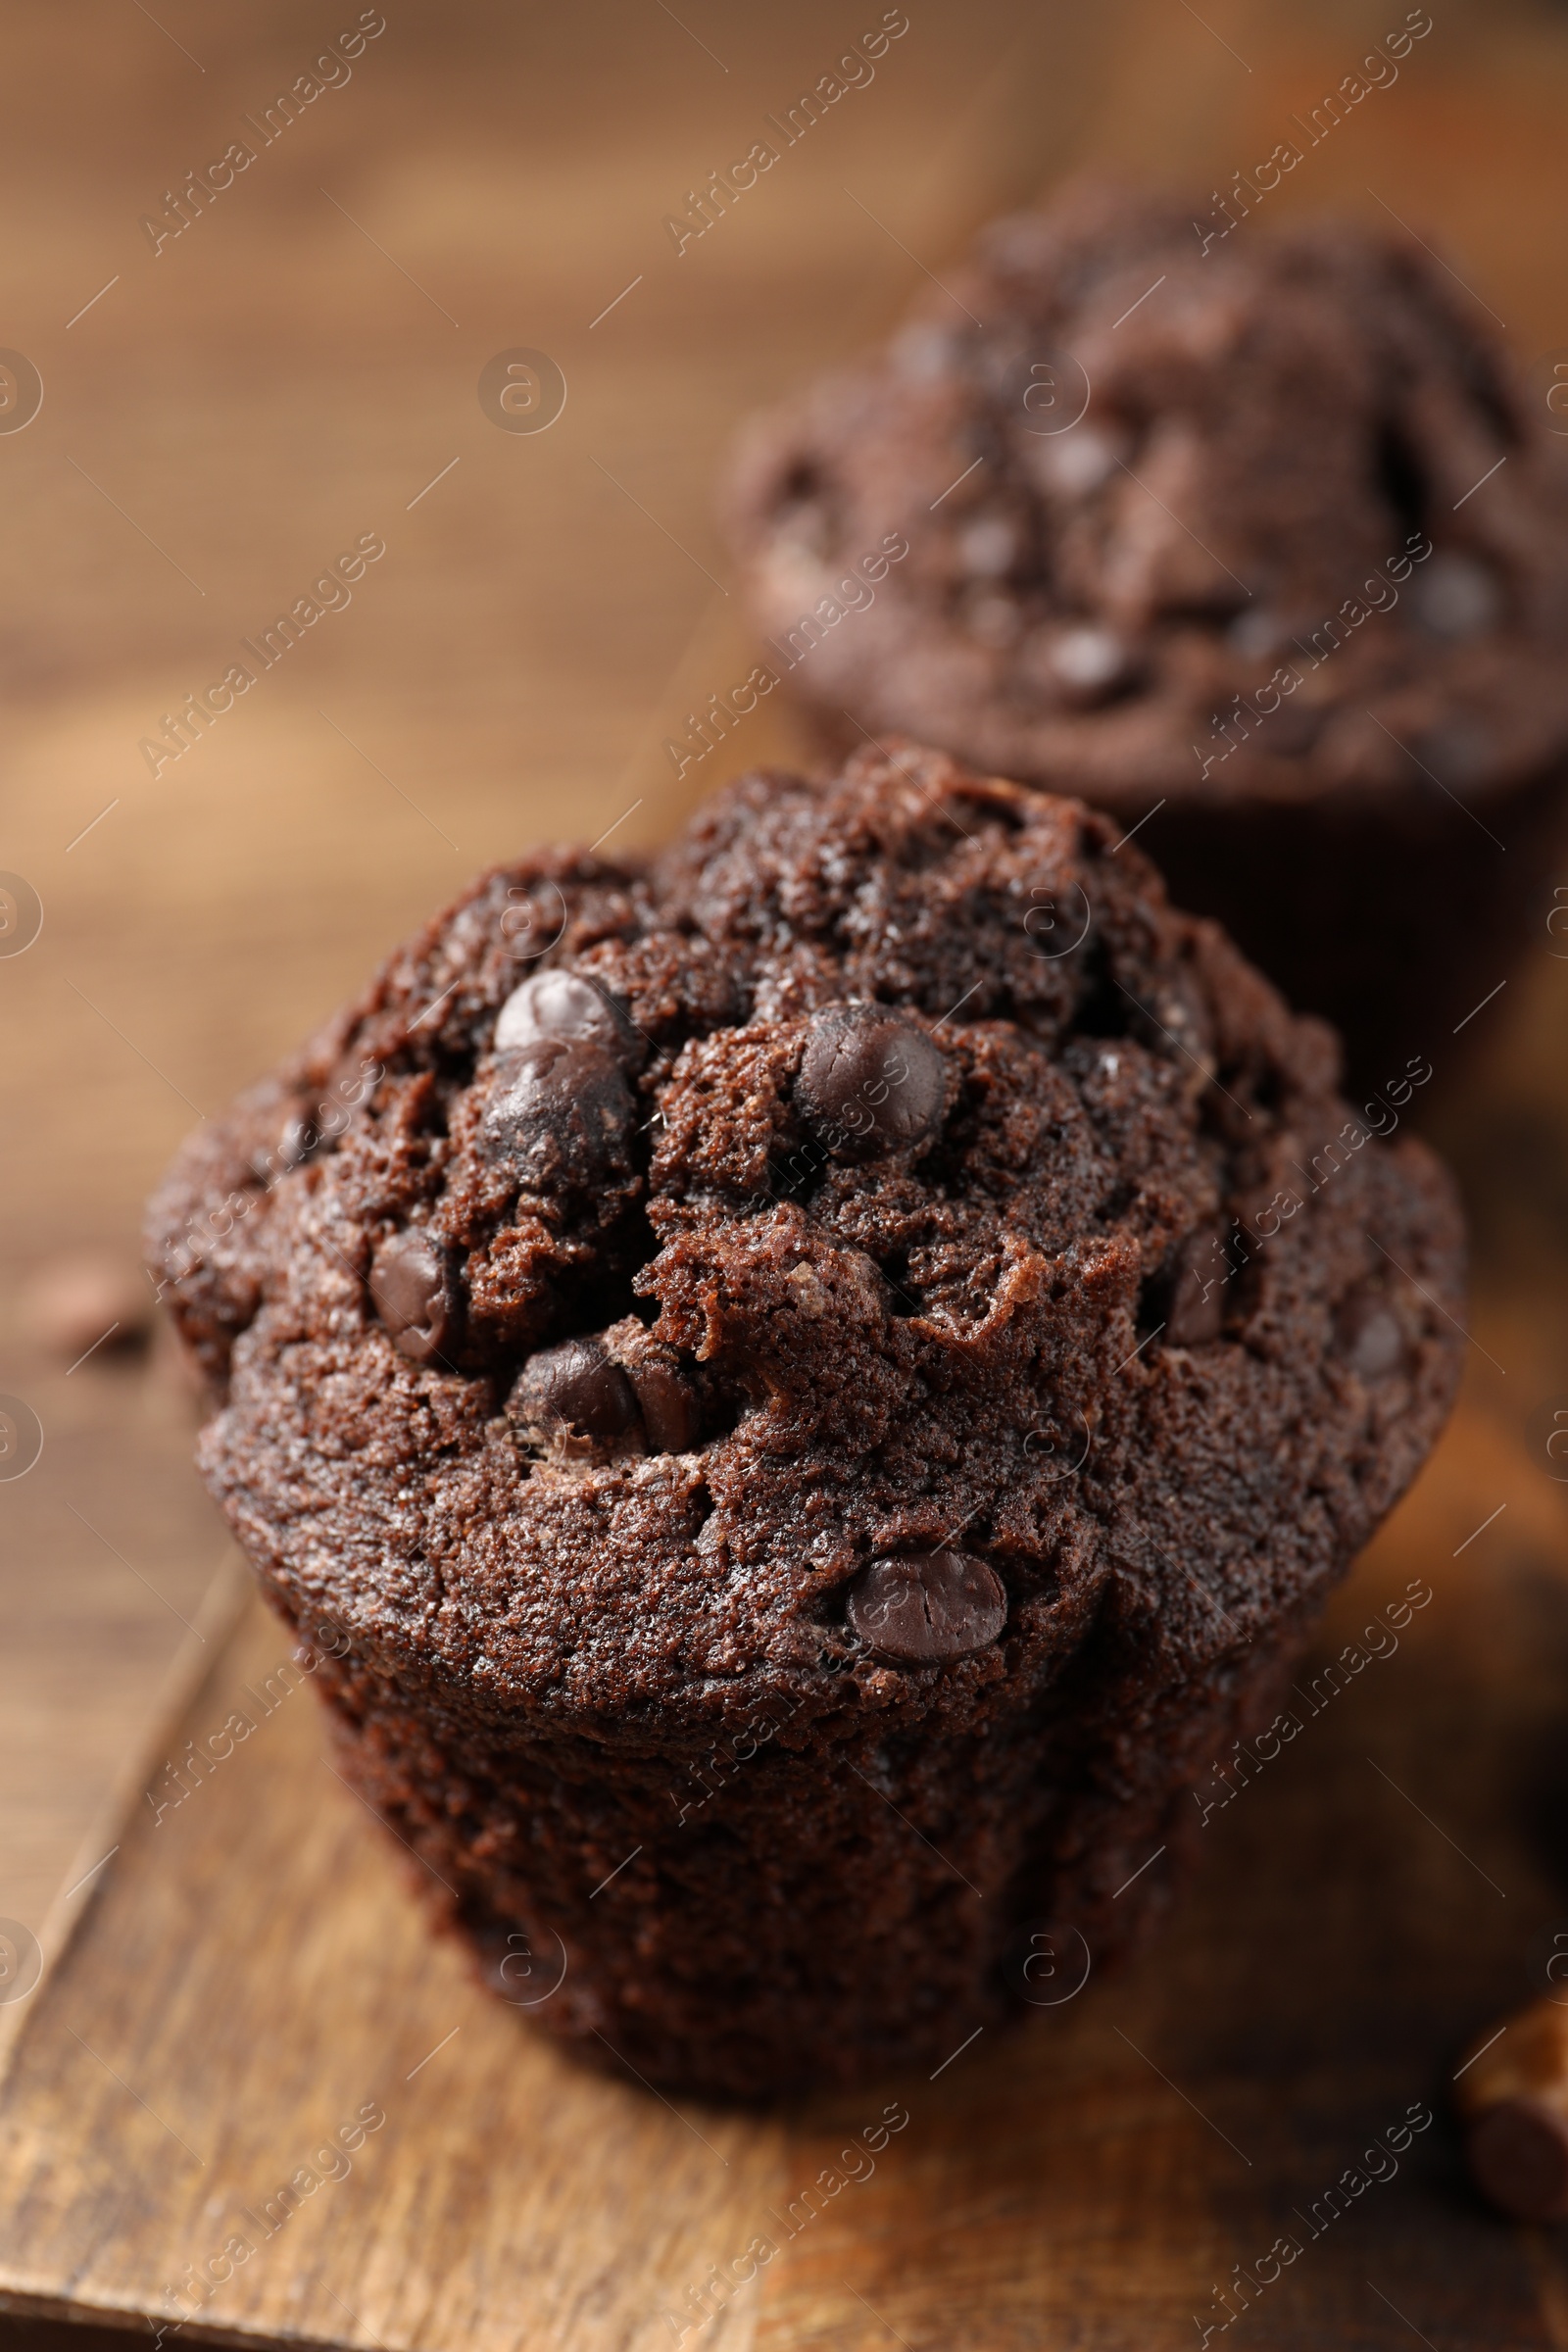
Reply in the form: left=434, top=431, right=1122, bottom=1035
left=726, top=183, right=1568, bottom=808
left=148, top=743, right=1463, bottom=1740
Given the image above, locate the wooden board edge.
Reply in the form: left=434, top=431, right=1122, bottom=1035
left=0, top=2280, right=347, bottom=2349
left=0, top=1553, right=256, bottom=2092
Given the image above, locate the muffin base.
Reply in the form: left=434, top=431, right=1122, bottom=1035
left=287, top=1577, right=1320, bottom=2102
left=1135, top=760, right=1568, bottom=1098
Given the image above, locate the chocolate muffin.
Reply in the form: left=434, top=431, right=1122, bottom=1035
left=147, top=741, right=1464, bottom=2099
left=725, top=182, right=1568, bottom=1087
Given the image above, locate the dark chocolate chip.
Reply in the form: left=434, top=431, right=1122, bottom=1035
left=495, top=968, right=640, bottom=1066
left=1164, top=1228, right=1226, bottom=1346
left=481, top=1039, right=634, bottom=1189
left=1337, top=1287, right=1406, bottom=1380
left=956, top=512, right=1018, bottom=578
left=628, top=1358, right=701, bottom=1452
left=847, top=1549, right=1006, bottom=1664
left=1227, top=607, right=1290, bottom=661
left=1046, top=624, right=1135, bottom=708
left=1411, top=554, right=1500, bottom=641
left=797, top=1005, right=946, bottom=1162
left=509, top=1335, right=638, bottom=1441
left=369, top=1230, right=455, bottom=1363
left=1467, top=2097, right=1568, bottom=2222
left=277, top=1111, right=318, bottom=1172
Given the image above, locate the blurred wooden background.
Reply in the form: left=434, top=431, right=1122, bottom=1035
left=5, top=0, right=1568, bottom=2338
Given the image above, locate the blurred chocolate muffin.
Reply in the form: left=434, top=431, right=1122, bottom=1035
left=148, top=741, right=1464, bottom=2099
left=725, top=183, right=1568, bottom=1086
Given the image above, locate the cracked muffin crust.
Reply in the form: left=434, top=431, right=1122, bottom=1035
left=724, top=182, right=1568, bottom=1083
left=147, top=740, right=1464, bottom=2096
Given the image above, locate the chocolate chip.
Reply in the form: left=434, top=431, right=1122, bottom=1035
left=797, top=1006, right=946, bottom=1162
left=1467, top=2098, right=1568, bottom=2222
left=1411, top=553, right=1500, bottom=640
left=956, top=513, right=1018, bottom=578
left=627, top=1358, right=701, bottom=1452
left=509, top=1335, right=638, bottom=1442
left=495, top=969, right=640, bottom=1066
left=1027, top=422, right=1122, bottom=495
left=1164, top=1228, right=1226, bottom=1346
left=847, top=1549, right=1006, bottom=1664
left=369, top=1230, right=455, bottom=1363
left=1227, top=607, right=1291, bottom=661
left=481, top=1039, right=634, bottom=1189
left=277, top=1110, right=318, bottom=1171
left=1337, top=1287, right=1406, bottom=1380
left=1044, top=624, right=1134, bottom=708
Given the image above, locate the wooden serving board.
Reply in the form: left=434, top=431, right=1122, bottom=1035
left=4, top=1334, right=1568, bottom=2351
left=8, top=2, right=1568, bottom=2342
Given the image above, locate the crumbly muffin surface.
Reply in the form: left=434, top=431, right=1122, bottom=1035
left=148, top=743, right=1464, bottom=1746
left=726, top=184, right=1568, bottom=806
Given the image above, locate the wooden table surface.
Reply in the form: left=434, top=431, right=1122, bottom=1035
left=5, top=0, right=1568, bottom=2341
